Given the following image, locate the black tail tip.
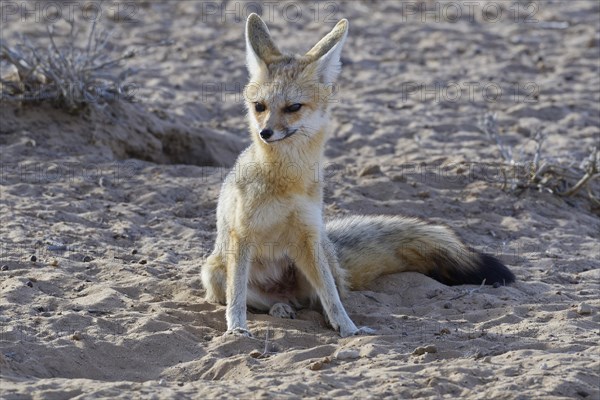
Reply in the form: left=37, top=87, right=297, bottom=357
left=429, top=252, right=516, bottom=286
left=475, top=253, right=516, bottom=286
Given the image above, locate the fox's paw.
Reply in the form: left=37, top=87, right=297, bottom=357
left=353, top=326, right=376, bottom=335
left=269, top=303, right=296, bottom=319
left=224, top=327, right=253, bottom=338
left=340, top=326, right=376, bottom=337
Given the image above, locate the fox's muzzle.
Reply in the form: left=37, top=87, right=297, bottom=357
left=260, top=128, right=274, bottom=140
left=259, top=128, right=298, bottom=143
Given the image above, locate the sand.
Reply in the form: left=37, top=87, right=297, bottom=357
left=1, top=1, right=599, bottom=399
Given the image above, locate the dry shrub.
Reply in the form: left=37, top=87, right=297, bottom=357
left=1, top=19, right=140, bottom=113
left=479, top=113, right=599, bottom=206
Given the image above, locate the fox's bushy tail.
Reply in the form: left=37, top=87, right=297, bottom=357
left=326, top=215, right=515, bottom=290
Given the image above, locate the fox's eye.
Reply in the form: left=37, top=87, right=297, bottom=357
left=255, top=103, right=266, bottom=112
left=284, top=103, right=302, bottom=113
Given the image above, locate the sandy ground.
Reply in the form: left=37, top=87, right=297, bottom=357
left=1, top=1, right=599, bottom=399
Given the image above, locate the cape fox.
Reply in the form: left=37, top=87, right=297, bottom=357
left=201, top=14, right=515, bottom=337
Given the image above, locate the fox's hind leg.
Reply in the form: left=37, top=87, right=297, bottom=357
left=201, top=253, right=227, bottom=304
left=322, top=235, right=349, bottom=298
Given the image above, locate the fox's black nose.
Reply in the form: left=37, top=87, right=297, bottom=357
left=260, top=128, right=273, bottom=140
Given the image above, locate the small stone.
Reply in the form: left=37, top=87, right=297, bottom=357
left=440, top=328, right=451, bottom=335
left=1, top=265, right=8, bottom=271
left=308, top=360, right=323, bottom=371
left=443, top=302, right=452, bottom=309
left=51, top=259, right=58, bottom=267
left=139, top=259, right=147, bottom=265
left=26, top=281, right=33, bottom=287
left=413, top=347, right=426, bottom=356
left=82, top=256, right=93, bottom=262
left=358, top=164, right=381, bottom=177
left=131, top=249, right=138, bottom=255
left=335, top=349, right=360, bottom=360
left=413, top=345, right=437, bottom=356
left=29, top=255, right=37, bottom=262
left=424, top=345, right=437, bottom=353
left=417, top=191, right=430, bottom=199
left=493, top=282, right=501, bottom=288
left=71, top=332, right=82, bottom=341
left=577, top=303, right=592, bottom=315
left=249, top=350, right=262, bottom=358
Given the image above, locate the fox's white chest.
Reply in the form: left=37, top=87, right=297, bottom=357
left=245, top=195, right=322, bottom=258
left=246, top=198, right=288, bottom=231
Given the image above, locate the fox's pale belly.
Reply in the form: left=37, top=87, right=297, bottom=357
left=246, top=257, right=314, bottom=310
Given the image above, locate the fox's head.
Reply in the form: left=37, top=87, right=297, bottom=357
left=244, top=13, right=348, bottom=145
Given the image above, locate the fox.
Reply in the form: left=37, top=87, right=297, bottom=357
left=201, top=13, right=515, bottom=337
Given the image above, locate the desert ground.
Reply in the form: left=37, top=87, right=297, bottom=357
left=1, top=1, right=599, bottom=399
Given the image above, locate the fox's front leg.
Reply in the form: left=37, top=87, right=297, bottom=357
left=224, top=233, right=252, bottom=337
left=296, top=236, right=367, bottom=337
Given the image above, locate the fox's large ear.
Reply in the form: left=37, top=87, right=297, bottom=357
left=304, top=19, right=349, bottom=85
left=246, top=13, right=281, bottom=79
